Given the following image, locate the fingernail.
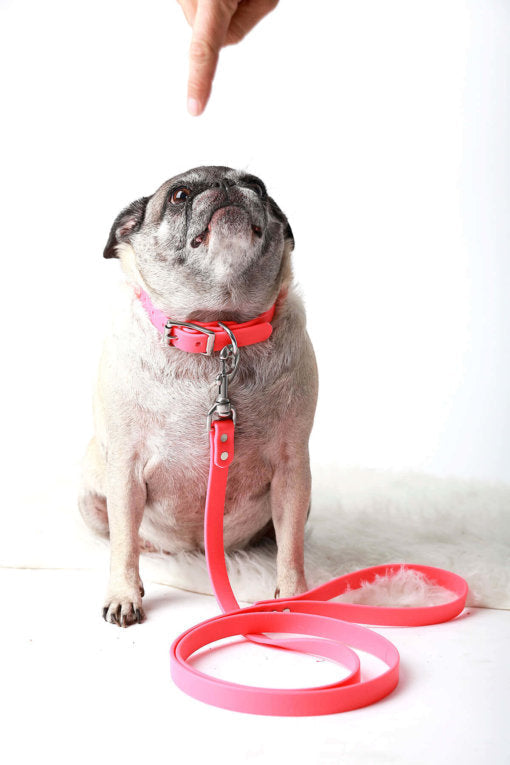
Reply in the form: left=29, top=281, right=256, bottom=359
left=187, top=97, right=201, bottom=116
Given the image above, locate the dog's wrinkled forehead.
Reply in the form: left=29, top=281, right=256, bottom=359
left=145, top=166, right=263, bottom=223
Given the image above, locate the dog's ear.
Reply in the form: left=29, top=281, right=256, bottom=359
left=283, top=221, right=295, bottom=250
left=103, top=196, right=150, bottom=259
left=267, top=196, right=295, bottom=251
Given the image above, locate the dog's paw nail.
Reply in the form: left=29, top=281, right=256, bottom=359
left=139, top=586, right=145, bottom=597
left=103, top=599, right=145, bottom=627
left=273, top=575, right=308, bottom=600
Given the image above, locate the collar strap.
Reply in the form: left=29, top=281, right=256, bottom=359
left=135, top=286, right=275, bottom=355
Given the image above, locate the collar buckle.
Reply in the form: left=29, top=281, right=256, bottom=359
left=164, top=321, right=216, bottom=356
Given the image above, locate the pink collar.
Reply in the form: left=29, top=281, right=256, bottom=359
left=135, top=286, right=275, bottom=355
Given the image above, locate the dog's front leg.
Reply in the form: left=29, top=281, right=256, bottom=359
left=271, top=453, right=311, bottom=599
left=103, top=456, right=146, bottom=627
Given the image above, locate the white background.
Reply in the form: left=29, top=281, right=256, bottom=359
left=1, top=6, right=509, bottom=763
left=1, top=0, right=509, bottom=484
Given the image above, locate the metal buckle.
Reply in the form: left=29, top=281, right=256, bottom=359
left=217, top=322, right=240, bottom=381
left=164, top=321, right=216, bottom=356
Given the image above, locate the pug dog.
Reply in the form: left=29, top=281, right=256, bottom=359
left=79, top=165, right=318, bottom=627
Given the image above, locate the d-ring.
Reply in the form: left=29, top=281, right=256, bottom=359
left=218, top=322, right=240, bottom=382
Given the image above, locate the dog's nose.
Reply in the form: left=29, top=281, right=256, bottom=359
left=213, top=178, right=235, bottom=192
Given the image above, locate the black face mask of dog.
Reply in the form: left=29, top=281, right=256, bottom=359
left=103, top=166, right=295, bottom=322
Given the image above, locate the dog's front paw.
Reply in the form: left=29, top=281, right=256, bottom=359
left=103, top=581, right=145, bottom=627
left=274, top=571, right=308, bottom=600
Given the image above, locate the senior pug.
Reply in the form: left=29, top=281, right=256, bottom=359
left=79, top=166, right=318, bottom=627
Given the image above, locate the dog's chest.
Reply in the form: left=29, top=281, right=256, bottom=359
left=142, top=377, right=280, bottom=485
left=135, top=364, right=286, bottom=551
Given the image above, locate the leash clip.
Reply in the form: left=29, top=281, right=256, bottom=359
left=206, top=324, right=240, bottom=431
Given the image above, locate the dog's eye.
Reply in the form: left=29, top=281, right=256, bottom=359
left=170, top=187, right=191, bottom=205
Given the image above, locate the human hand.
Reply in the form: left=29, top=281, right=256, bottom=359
left=177, top=0, right=279, bottom=116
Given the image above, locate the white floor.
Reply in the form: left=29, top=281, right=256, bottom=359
left=2, top=568, right=509, bottom=765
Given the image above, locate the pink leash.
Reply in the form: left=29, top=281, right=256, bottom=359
left=135, top=288, right=469, bottom=716
left=169, top=419, right=468, bottom=716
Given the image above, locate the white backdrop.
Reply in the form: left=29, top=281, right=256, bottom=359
left=1, top=0, right=509, bottom=485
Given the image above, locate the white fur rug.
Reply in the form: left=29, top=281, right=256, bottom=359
left=3, top=463, right=509, bottom=609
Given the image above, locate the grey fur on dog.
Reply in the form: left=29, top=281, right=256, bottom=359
left=79, top=166, right=318, bottom=627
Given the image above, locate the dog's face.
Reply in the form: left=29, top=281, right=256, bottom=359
left=103, top=166, right=294, bottom=321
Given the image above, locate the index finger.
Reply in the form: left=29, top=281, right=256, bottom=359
left=188, top=0, right=238, bottom=115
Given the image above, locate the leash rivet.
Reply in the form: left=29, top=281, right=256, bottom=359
left=220, top=434, right=228, bottom=442
left=220, top=451, right=229, bottom=461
